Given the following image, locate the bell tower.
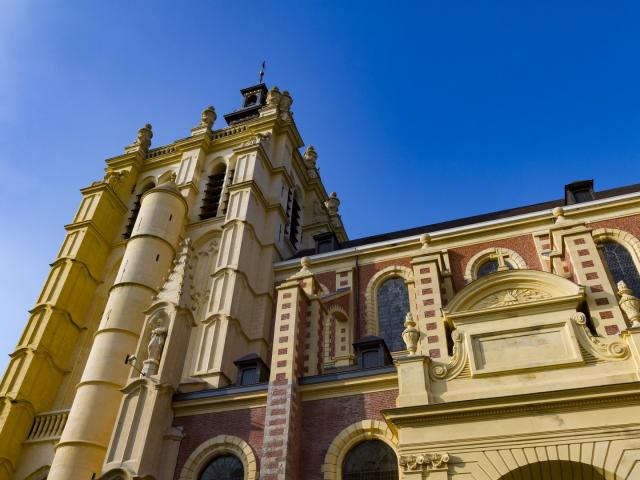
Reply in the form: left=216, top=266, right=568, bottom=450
left=0, top=78, right=350, bottom=480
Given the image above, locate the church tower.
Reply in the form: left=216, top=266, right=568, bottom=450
left=0, top=80, right=346, bottom=480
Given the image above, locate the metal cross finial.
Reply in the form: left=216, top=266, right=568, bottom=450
left=259, top=60, right=266, bottom=83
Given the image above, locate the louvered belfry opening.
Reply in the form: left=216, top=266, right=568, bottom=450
left=199, top=171, right=226, bottom=220
left=123, top=183, right=155, bottom=239
left=288, top=197, right=301, bottom=248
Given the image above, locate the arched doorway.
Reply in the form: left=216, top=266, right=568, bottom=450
left=498, top=460, right=605, bottom=480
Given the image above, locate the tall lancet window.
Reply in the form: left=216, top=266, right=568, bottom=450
left=602, top=241, right=640, bottom=296
left=123, top=182, right=155, bottom=239
left=199, top=167, right=226, bottom=220
left=377, top=277, right=410, bottom=352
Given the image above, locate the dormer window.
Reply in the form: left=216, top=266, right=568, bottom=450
left=565, top=180, right=595, bottom=205
left=233, top=353, right=269, bottom=386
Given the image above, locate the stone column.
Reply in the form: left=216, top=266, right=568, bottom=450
left=48, top=179, right=187, bottom=480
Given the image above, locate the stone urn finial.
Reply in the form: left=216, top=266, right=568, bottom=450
left=420, top=233, right=431, bottom=249
left=617, top=280, right=640, bottom=327
left=300, top=256, right=312, bottom=273
left=402, top=312, right=420, bottom=355
left=200, top=106, right=217, bottom=130
left=267, top=86, right=281, bottom=107
left=552, top=206, right=565, bottom=223
left=135, top=123, right=153, bottom=152
left=325, top=192, right=340, bottom=216
left=303, top=145, right=318, bottom=169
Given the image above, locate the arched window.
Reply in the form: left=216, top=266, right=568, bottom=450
left=342, top=440, right=398, bottom=480
left=200, top=168, right=227, bottom=220
left=377, top=277, right=410, bottom=352
left=199, top=454, right=244, bottom=480
left=601, top=241, right=640, bottom=297
left=477, top=258, right=513, bottom=278
left=123, top=182, right=155, bottom=239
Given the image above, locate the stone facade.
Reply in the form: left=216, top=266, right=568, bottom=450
left=2, top=83, right=640, bottom=480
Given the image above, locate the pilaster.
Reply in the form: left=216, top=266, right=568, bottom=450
left=551, top=215, right=627, bottom=336
left=411, top=250, right=448, bottom=361
left=260, top=261, right=315, bottom=480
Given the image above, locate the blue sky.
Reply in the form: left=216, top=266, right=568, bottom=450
left=1, top=1, right=640, bottom=371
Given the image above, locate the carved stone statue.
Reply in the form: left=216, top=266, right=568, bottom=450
left=324, top=192, right=340, bottom=216
left=303, top=145, right=318, bottom=169
left=142, top=326, right=168, bottom=376
left=402, top=312, right=419, bottom=355
left=199, top=106, right=217, bottom=130
left=617, top=280, right=640, bottom=327
left=134, top=124, right=153, bottom=152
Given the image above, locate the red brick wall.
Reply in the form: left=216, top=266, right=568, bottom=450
left=449, top=235, right=541, bottom=290
left=315, top=270, right=336, bottom=293
left=299, top=389, right=398, bottom=480
left=588, top=214, right=640, bottom=239
left=172, top=407, right=266, bottom=479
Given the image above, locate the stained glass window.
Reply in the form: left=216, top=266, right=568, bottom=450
left=602, top=242, right=640, bottom=297
left=342, top=440, right=398, bottom=480
left=377, top=277, right=410, bottom=352
left=199, top=454, right=244, bottom=480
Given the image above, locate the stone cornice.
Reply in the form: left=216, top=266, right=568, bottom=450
left=383, top=381, right=640, bottom=430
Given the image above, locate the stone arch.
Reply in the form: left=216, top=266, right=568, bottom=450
left=178, top=434, right=258, bottom=480
left=497, top=460, right=606, bottom=479
left=322, top=419, right=398, bottom=480
left=464, top=246, right=528, bottom=283
left=592, top=227, right=640, bottom=273
left=365, top=265, right=414, bottom=336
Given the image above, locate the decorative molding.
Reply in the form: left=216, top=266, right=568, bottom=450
left=399, top=452, right=450, bottom=472
left=364, top=265, right=414, bottom=336
left=571, top=312, right=630, bottom=360
left=322, top=420, right=398, bottom=480
left=178, top=434, right=258, bottom=480
left=464, top=247, right=528, bottom=283
left=430, top=330, right=467, bottom=381
left=474, top=288, right=551, bottom=310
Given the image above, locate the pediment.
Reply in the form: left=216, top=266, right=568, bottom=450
left=445, top=270, right=583, bottom=314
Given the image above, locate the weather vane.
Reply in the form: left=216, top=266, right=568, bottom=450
left=259, top=60, right=266, bottom=83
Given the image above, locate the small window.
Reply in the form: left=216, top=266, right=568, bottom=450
left=602, top=241, right=640, bottom=297
left=239, top=367, right=258, bottom=386
left=244, top=94, right=258, bottom=107
left=342, top=440, right=398, bottom=480
left=199, top=454, right=244, bottom=480
left=361, top=350, right=379, bottom=369
left=477, top=259, right=513, bottom=278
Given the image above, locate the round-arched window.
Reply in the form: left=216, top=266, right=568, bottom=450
left=602, top=241, right=640, bottom=297
left=342, top=440, right=398, bottom=480
left=377, top=277, right=410, bottom=351
left=199, top=454, right=244, bottom=480
left=477, top=259, right=513, bottom=278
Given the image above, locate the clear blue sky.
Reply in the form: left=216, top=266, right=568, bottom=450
left=2, top=1, right=640, bottom=371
